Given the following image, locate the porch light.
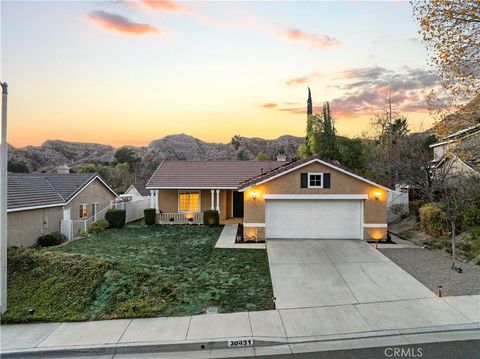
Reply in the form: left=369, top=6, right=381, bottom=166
left=251, top=190, right=257, bottom=200
left=374, top=191, right=381, bottom=200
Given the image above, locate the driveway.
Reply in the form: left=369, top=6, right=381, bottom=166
left=267, top=239, right=436, bottom=309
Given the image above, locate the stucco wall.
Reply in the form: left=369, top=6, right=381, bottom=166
left=242, top=161, right=388, bottom=240
left=8, top=206, right=63, bottom=247
left=157, top=189, right=229, bottom=220
left=65, top=178, right=116, bottom=220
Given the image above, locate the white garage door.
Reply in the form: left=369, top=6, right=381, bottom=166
left=265, top=199, right=363, bottom=239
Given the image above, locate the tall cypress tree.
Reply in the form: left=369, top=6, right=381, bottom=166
left=307, top=87, right=313, bottom=116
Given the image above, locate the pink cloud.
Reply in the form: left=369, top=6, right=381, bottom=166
left=285, top=72, right=323, bottom=86
left=88, top=10, right=159, bottom=35
left=281, top=29, right=341, bottom=48
left=140, top=0, right=192, bottom=13
left=261, top=103, right=278, bottom=108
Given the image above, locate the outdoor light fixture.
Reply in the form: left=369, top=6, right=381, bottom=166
left=374, top=191, right=381, bottom=200
left=252, top=191, right=257, bottom=200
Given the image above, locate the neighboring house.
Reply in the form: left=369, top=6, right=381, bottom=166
left=430, top=123, right=480, bottom=176
left=146, top=156, right=389, bottom=240
left=120, top=183, right=150, bottom=201
left=7, top=171, right=117, bottom=247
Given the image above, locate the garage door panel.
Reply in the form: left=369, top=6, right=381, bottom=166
left=266, top=200, right=362, bottom=239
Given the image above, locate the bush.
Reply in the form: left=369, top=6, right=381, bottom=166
left=144, top=208, right=156, bottom=226
left=105, top=209, right=126, bottom=229
left=409, top=199, right=425, bottom=219
left=38, top=232, right=66, bottom=247
left=419, top=203, right=450, bottom=238
left=203, top=210, right=219, bottom=226
left=463, top=204, right=480, bottom=229
left=88, top=219, right=109, bottom=234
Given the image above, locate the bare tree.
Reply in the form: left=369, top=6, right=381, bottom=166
left=437, top=174, right=480, bottom=269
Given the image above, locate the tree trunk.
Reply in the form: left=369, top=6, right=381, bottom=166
left=451, top=222, right=456, bottom=269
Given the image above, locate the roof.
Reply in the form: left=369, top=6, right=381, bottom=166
left=430, top=123, right=480, bottom=148
left=146, top=160, right=285, bottom=189
left=7, top=173, right=117, bottom=211
left=238, top=156, right=391, bottom=191
left=125, top=183, right=150, bottom=196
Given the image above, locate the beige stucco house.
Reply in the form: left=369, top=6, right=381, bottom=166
left=7, top=172, right=117, bottom=247
left=146, top=156, right=389, bottom=240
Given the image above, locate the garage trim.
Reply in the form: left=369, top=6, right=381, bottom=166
left=263, top=194, right=368, bottom=200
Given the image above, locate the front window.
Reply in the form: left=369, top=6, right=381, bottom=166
left=79, top=204, right=88, bottom=218
left=308, top=173, right=323, bottom=188
left=179, top=192, right=201, bottom=212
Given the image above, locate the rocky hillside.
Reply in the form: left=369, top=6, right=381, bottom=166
left=8, top=134, right=304, bottom=173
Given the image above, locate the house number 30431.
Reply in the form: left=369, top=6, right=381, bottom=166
left=228, top=338, right=253, bottom=347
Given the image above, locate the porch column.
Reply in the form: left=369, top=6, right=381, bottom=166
left=216, top=189, right=220, bottom=213
left=150, top=190, right=155, bottom=208
left=154, top=190, right=159, bottom=213
left=211, top=190, right=215, bottom=210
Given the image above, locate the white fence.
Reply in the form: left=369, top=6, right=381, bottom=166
left=387, top=190, right=409, bottom=223
left=61, top=198, right=150, bottom=240
left=158, top=212, right=203, bottom=224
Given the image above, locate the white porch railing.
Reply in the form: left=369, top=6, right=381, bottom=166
left=157, top=212, right=204, bottom=224
left=61, top=198, right=151, bottom=240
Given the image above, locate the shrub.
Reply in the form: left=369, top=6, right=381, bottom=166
left=144, top=208, right=156, bottom=226
left=203, top=210, right=219, bottom=226
left=88, top=219, right=109, bottom=234
left=409, top=199, right=425, bottom=219
left=463, top=204, right=480, bottom=229
left=38, top=232, right=66, bottom=247
left=105, top=209, right=126, bottom=229
left=419, top=203, right=450, bottom=238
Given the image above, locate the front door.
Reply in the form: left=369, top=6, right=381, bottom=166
left=233, top=191, right=244, bottom=217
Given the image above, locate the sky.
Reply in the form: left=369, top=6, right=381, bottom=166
left=1, top=0, right=441, bottom=147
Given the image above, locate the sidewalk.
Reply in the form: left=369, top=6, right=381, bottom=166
left=215, top=224, right=265, bottom=249
left=2, top=295, right=479, bottom=358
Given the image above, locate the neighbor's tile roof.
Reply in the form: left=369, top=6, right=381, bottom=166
left=146, top=161, right=285, bottom=188
left=133, top=183, right=150, bottom=196
left=7, top=173, right=98, bottom=210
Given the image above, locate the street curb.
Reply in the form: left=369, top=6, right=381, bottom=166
left=3, top=325, right=479, bottom=358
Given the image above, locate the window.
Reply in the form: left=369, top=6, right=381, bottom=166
left=79, top=204, right=88, bottom=219
left=179, top=192, right=201, bottom=212
left=308, top=173, right=323, bottom=188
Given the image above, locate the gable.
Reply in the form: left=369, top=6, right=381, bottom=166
left=239, top=158, right=389, bottom=192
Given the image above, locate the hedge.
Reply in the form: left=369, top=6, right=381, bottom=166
left=38, top=232, right=66, bottom=247
left=203, top=210, right=219, bottom=226
left=105, top=209, right=126, bottom=229
left=144, top=208, right=156, bottom=226
left=419, top=203, right=450, bottom=238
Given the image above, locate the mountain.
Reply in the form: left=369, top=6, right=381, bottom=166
left=8, top=134, right=305, bottom=174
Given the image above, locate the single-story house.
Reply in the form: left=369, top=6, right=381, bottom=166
left=146, top=156, right=389, bottom=240
left=7, top=171, right=117, bottom=247
left=120, top=183, right=150, bottom=201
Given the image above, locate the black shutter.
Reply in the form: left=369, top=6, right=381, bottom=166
left=300, top=173, right=308, bottom=188
left=323, top=173, right=331, bottom=188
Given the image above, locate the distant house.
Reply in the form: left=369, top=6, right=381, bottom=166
left=120, top=183, right=150, bottom=201
left=7, top=170, right=117, bottom=247
left=430, top=123, right=480, bottom=176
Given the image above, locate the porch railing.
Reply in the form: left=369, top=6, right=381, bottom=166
left=157, top=212, right=204, bottom=224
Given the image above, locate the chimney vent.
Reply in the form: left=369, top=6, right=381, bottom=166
left=56, top=165, right=70, bottom=174
left=276, top=154, right=287, bottom=162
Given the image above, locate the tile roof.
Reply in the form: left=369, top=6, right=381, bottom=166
left=7, top=173, right=100, bottom=211
left=146, top=161, right=285, bottom=188
left=133, top=183, right=150, bottom=196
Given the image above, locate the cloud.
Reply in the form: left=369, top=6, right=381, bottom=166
left=281, top=29, right=341, bottom=48
left=285, top=72, right=323, bottom=86
left=261, top=103, right=278, bottom=108
left=88, top=10, right=159, bottom=35
left=140, top=0, right=192, bottom=12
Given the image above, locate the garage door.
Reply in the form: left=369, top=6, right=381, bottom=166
left=265, top=199, right=363, bottom=239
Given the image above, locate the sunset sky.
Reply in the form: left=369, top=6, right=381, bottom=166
left=2, top=0, right=440, bottom=148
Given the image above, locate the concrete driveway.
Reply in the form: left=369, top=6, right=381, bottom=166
left=267, top=239, right=436, bottom=309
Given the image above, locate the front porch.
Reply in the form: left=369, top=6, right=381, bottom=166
left=150, top=188, right=245, bottom=224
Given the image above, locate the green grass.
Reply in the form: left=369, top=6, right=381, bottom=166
left=3, top=223, right=273, bottom=323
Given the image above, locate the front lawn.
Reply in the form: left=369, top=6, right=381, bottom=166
left=3, top=223, right=273, bottom=323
